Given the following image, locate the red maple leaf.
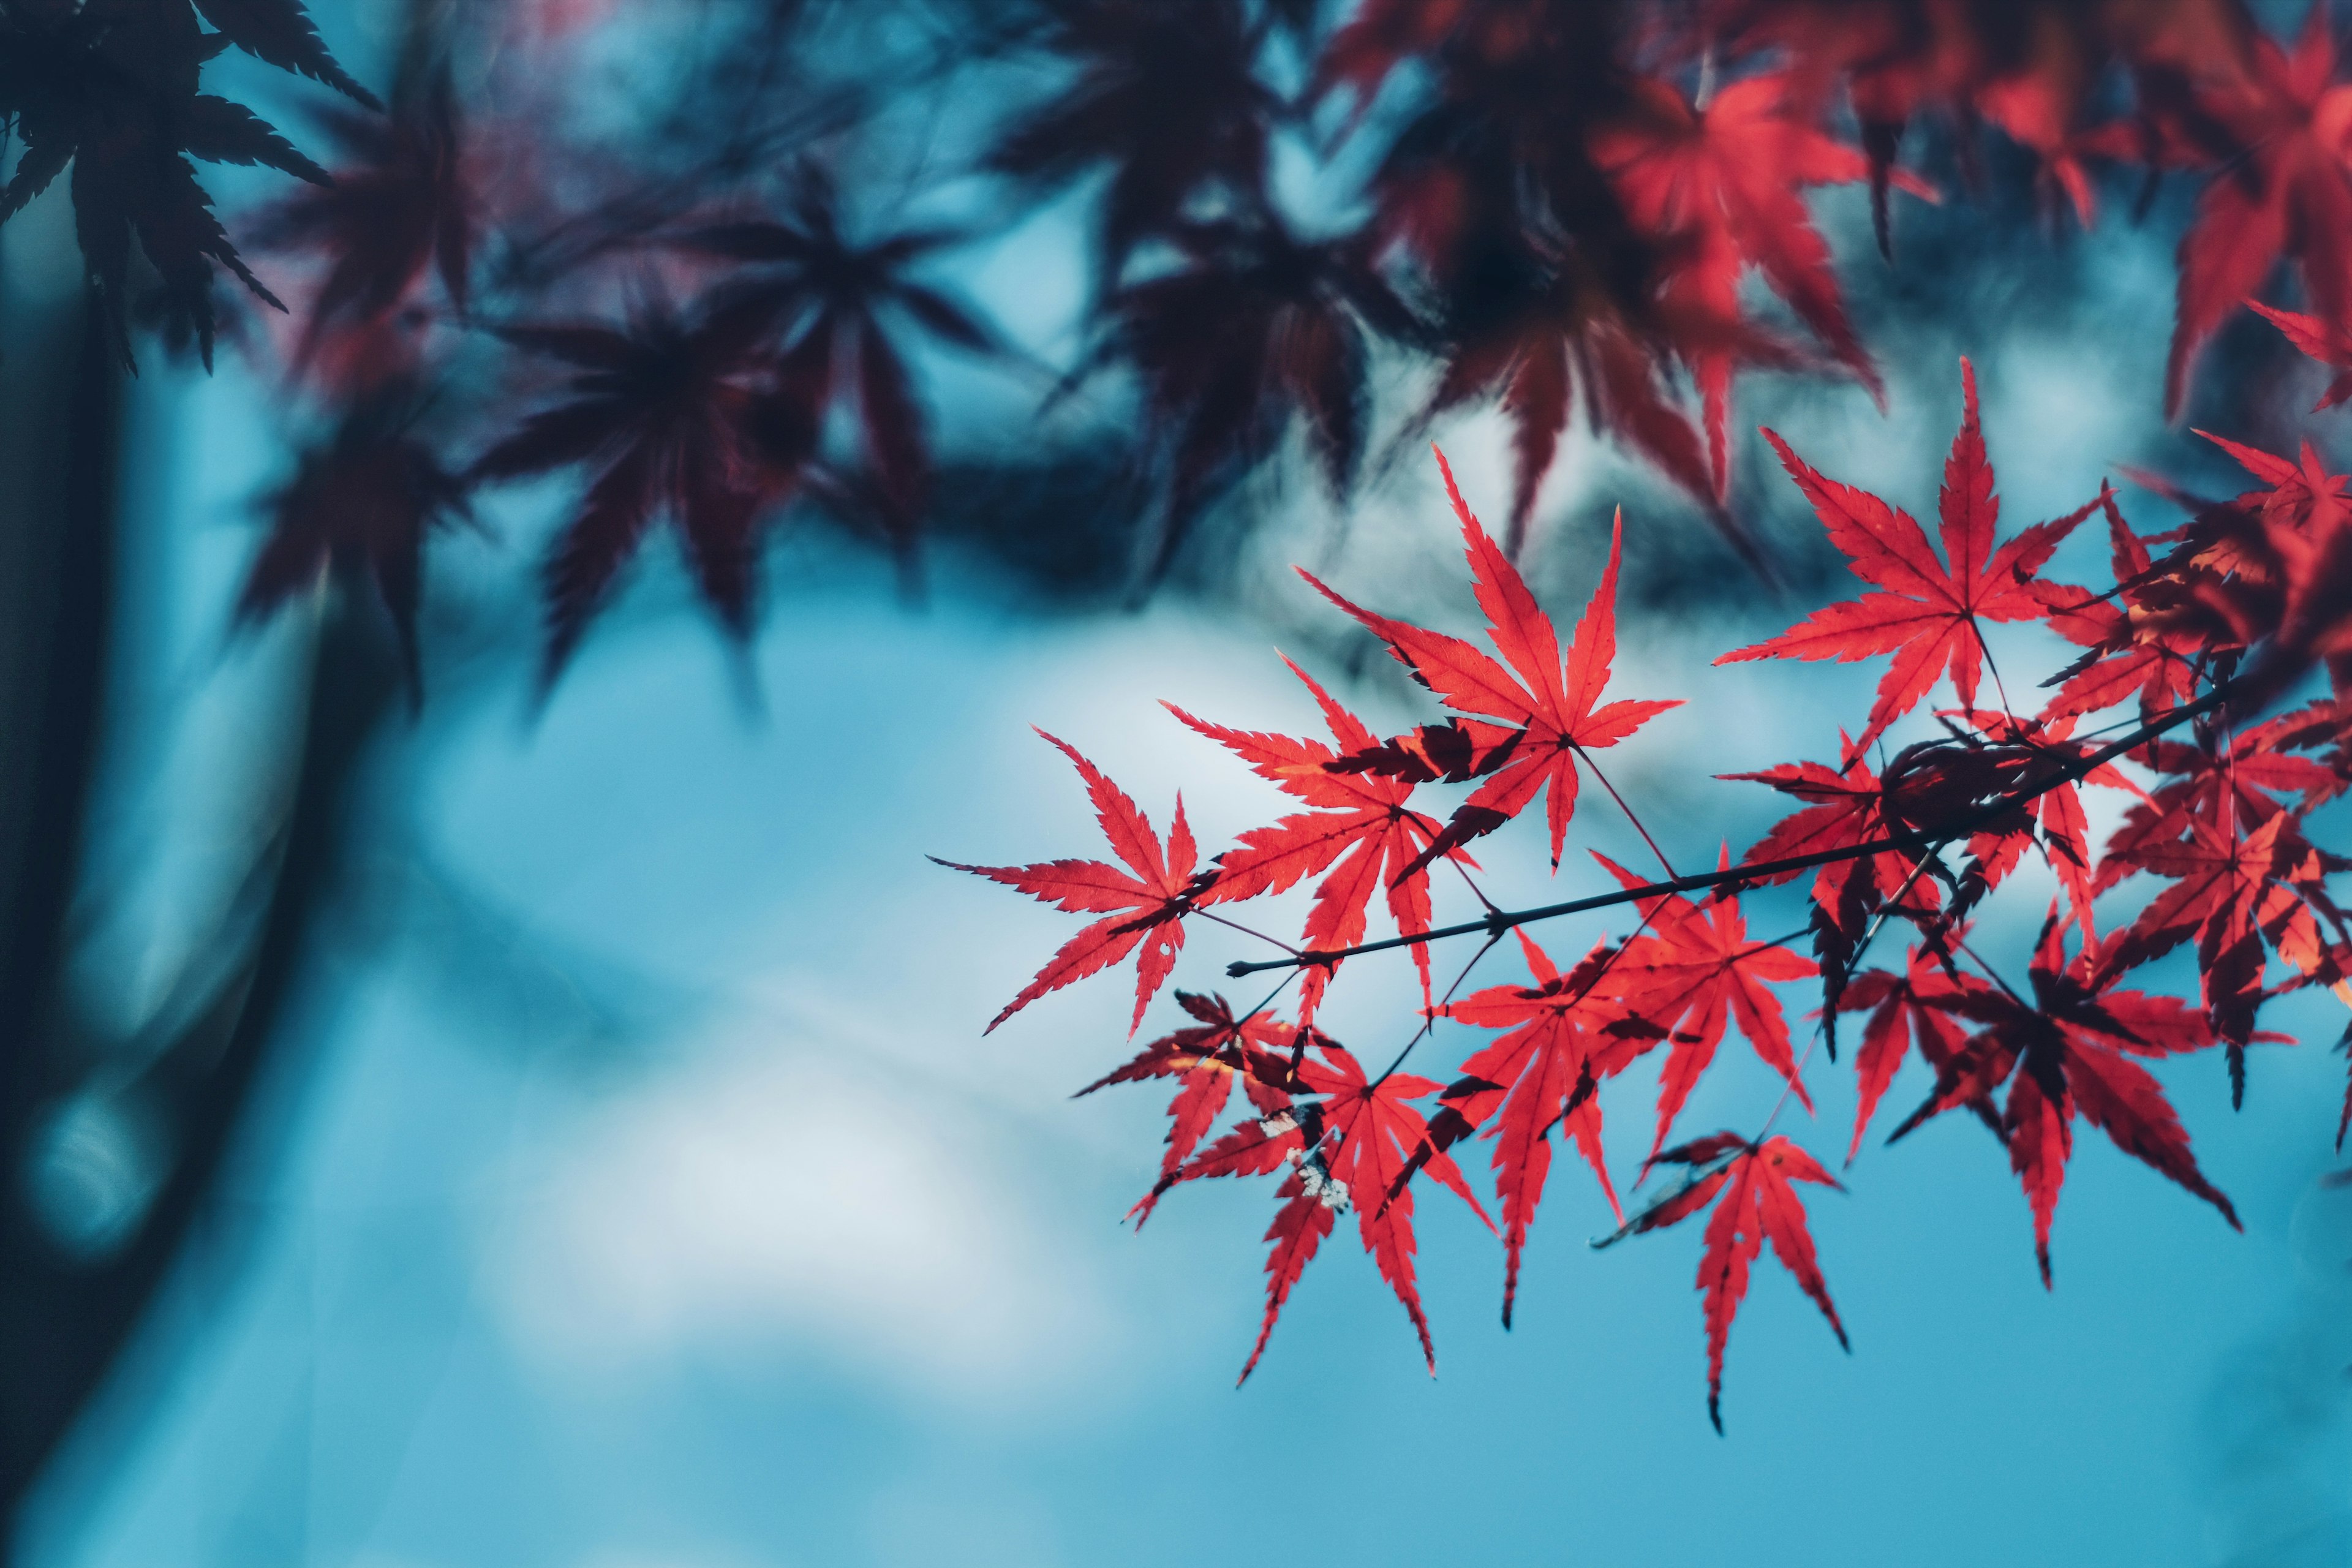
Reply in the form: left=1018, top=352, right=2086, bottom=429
left=2134, top=433, right=2352, bottom=710
left=1889, top=910, right=2239, bottom=1284
left=1436, top=931, right=1638, bottom=1324
left=1724, top=744, right=1912, bottom=900
left=1593, top=850, right=1819, bottom=1166
left=2098, top=701, right=2345, bottom=888
left=2254, top=460, right=2352, bottom=710
left=1303, top=450, right=1681, bottom=872
left=1837, top=944, right=1994, bottom=1161
left=1916, top=710, right=2135, bottom=936
left=1164, top=1041, right=1491, bottom=1381
left=2162, top=2, right=2352, bottom=418
left=2049, top=439, right=2352, bottom=715
left=1166, top=657, right=1471, bottom=1020
left=1719, top=359, right=2090, bottom=753
left=1591, top=70, right=1933, bottom=496
left=2033, top=486, right=2209, bottom=725
left=2101, top=812, right=2348, bottom=1081
left=1075, top=991, right=1296, bottom=1224
left=1721, top=741, right=1943, bottom=1046
left=938, top=731, right=1211, bottom=1036
left=2248, top=298, right=2352, bottom=410
left=1605, top=1131, right=1847, bottom=1432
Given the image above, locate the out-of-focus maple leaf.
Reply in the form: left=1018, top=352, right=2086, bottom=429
left=1594, top=849, right=1819, bottom=1166
left=1702, top=0, right=2252, bottom=252
left=939, top=730, right=1212, bottom=1036
left=1166, top=656, right=1469, bottom=1020
left=1311, top=0, right=1467, bottom=109
left=688, top=162, right=1002, bottom=532
left=1079, top=215, right=1419, bottom=584
left=1362, top=2, right=1635, bottom=284
left=1305, top=451, right=1681, bottom=871
left=1602, top=1131, right=1847, bottom=1431
left=986, top=0, right=1273, bottom=286
left=1348, top=7, right=1780, bottom=554
left=236, top=392, right=469, bottom=691
left=471, top=293, right=822, bottom=678
left=1410, top=236, right=1786, bottom=554
left=2158, top=2, right=2352, bottom=418
left=1076, top=990, right=1296, bottom=1223
left=2034, top=486, right=2207, bottom=724
left=1890, top=910, right=2239, bottom=1283
left=246, top=66, right=472, bottom=389
left=0, top=0, right=372, bottom=364
left=1975, top=68, right=2114, bottom=227
left=1591, top=70, right=1933, bottom=496
left=2124, top=432, right=2352, bottom=712
left=2248, top=298, right=2352, bottom=409
left=1720, top=359, right=2091, bottom=753
left=1433, top=930, right=1636, bottom=1323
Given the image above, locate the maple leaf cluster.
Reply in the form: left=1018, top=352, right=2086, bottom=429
left=952, top=357, right=2352, bottom=1427
left=20, top=0, right=2352, bottom=700
left=6, top=0, right=2351, bottom=1439
left=2, top=2, right=1011, bottom=690
left=1007, top=0, right=2352, bottom=568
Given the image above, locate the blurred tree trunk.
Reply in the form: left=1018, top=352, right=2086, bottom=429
left=0, top=217, right=128, bottom=1548
left=0, top=228, right=405, bottom=1556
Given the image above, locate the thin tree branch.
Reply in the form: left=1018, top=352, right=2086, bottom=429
left=1226, top=682, right=2234, bottom=979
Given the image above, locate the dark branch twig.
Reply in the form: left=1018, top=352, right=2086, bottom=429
left=1226, top=684, right=2234, bottom=979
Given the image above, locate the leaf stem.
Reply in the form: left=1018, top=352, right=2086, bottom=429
left=1755, top=847, right=1945, bottom=1142
left=1194, top=907, right=1301, bottom=955
left=1366, top=932, right=1506, bottom=1092
left=1575, top=744, right=1680, bottom=880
